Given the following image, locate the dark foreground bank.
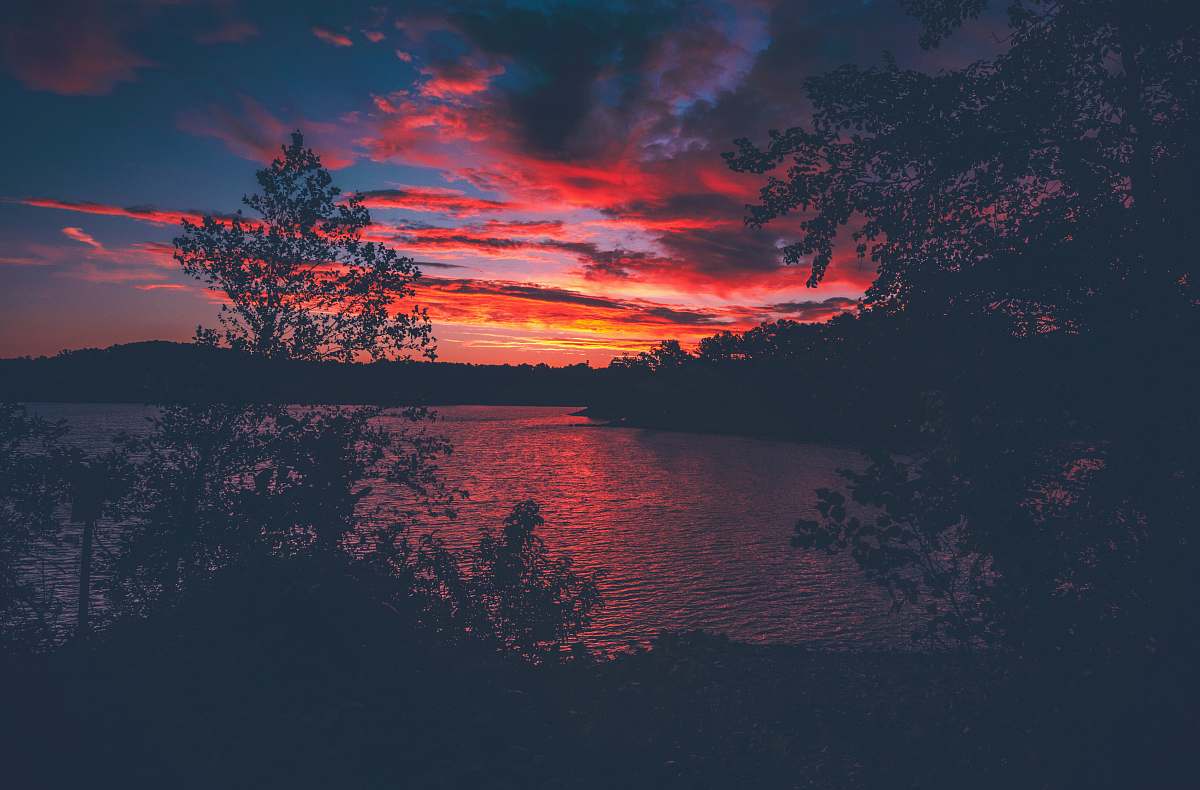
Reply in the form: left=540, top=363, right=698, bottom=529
left=4, top=558, right=1191, bottom=790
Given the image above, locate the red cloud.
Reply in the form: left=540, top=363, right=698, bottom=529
left=178, top=95, right=356, bottom=169
left=415, top=276, right=744, bottom=344
left=366, top=108, right=878, bottom=296
left=353, top=187, right=513, bottom=217
left=346, top=5, right=887, bottom=309
left=61, top=226, right=103, bottom=249
left=373, top=223, right=668, bottom=272
left=0, top=255, right=47, bottom=267
left=312, top=26, right=353, bottom=47
left=418, top=60, right=505, bottom=98
left=385, top=219, right=569, bottom=243
left=20, top=198, right=209, bottom=226
left=1, top=3, right=150, bottom=94
left=68, top=261, right=169, bottom=285
left=196, top=21, right=259, bottom=45
left=365, top=97, right=496, bottom=167
left=409, top=276, right=857, bottom=363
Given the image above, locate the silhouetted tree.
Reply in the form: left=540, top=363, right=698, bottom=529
left=110, top=134, right=455, bottom=616
left=467, top=501, right=602, bottom=661
left=367, top=501, right=602, bottom=662
left=724, top=0, right=1199, bottom=330
left=610, top=339, right=693, bottom=372
left=65, top=454, right=126, bottom=635
left=725, top=0, right=1200, bottom=663
left=176, top=131, right=434, bottom=362
left=794, top=452, right=995, bottom=650
left=0, top=404, right=69, bottom=649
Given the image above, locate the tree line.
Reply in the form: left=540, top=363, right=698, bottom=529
left=0, top=341, right=599, bottom=405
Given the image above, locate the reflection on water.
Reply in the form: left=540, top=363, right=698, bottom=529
left=30, top=403, right=910, bottom=651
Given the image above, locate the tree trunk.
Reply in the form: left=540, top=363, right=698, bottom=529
left=77, top=517, right=95, bottom=635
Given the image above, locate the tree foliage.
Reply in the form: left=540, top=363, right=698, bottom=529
left=610, top=339, right=692, bottom=372
left=794, top=452, right=994, bottom=649
left=107, top=134, right=455, bottom=617
left=717, top=0, right=1200, bottom=656
left=468, top=501, right=602, bottom=660
left=101, top=134, right=599, bottom=669
left=176, top=132, right=434, bottom=362
left=724, top=0, right=1200, bottom=331
left=368, top=501, right=602, bottom=662
left=0, top=405, right=69, bottom=648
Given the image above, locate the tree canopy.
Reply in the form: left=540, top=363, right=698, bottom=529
left=175, top=132, right=434, bottom=362
left=724, top=0, right=1199, bottom=332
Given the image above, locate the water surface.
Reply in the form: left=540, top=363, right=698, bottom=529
left=31, top=403, right=908, bottom=651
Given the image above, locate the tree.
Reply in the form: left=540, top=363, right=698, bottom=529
left=65, top=455, right=126, bottom=636
left=175, top=131, right=434, bottom=363
left=610, top=339, right=692, bottom=372
left=363, top=500, right=603, bottom=662
left=467, top=501, right=602, bottom=662
left=0, top=404, right=69, bottom=649
left=724, top=0, right=1199, bottom=330
left=726, top=1, right=1200, bottom=659
left=111, top=134, right=454, bottom=615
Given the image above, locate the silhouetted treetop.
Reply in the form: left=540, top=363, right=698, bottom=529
left=610, top=339, right=692, bottom=372
left=175, top=131, right=434, bottom=363
left=468, top=500, right=602, bottom=661
left=900, top=0, right=989, bottom=48
left=724, top=0, right=1199, bottom=331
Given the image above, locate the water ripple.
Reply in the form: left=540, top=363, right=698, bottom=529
left=31, top=403, right=913, bottom=652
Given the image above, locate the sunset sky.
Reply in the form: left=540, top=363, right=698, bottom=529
left=0, top=0, right=999, bottom=364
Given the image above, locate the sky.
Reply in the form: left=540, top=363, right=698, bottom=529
left=0, top=0, right=1001, bottom=364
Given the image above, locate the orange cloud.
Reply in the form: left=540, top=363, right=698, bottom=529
left=415, top=277, right=737, bottom=350
left=411, top=276, right=854, bottom=355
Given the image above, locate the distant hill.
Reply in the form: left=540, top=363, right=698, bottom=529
left=0, top=342, right=600, bottom=405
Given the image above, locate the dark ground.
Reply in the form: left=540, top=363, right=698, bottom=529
left=3, top=564, right=1190, bottom=789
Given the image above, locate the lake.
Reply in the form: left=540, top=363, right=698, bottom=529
left=29, top=403, right=910, bottom=652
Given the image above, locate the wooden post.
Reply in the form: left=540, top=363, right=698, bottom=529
left=70, top=461, right=106, bottom=637
left=77, top=516, right=95, bottom=634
